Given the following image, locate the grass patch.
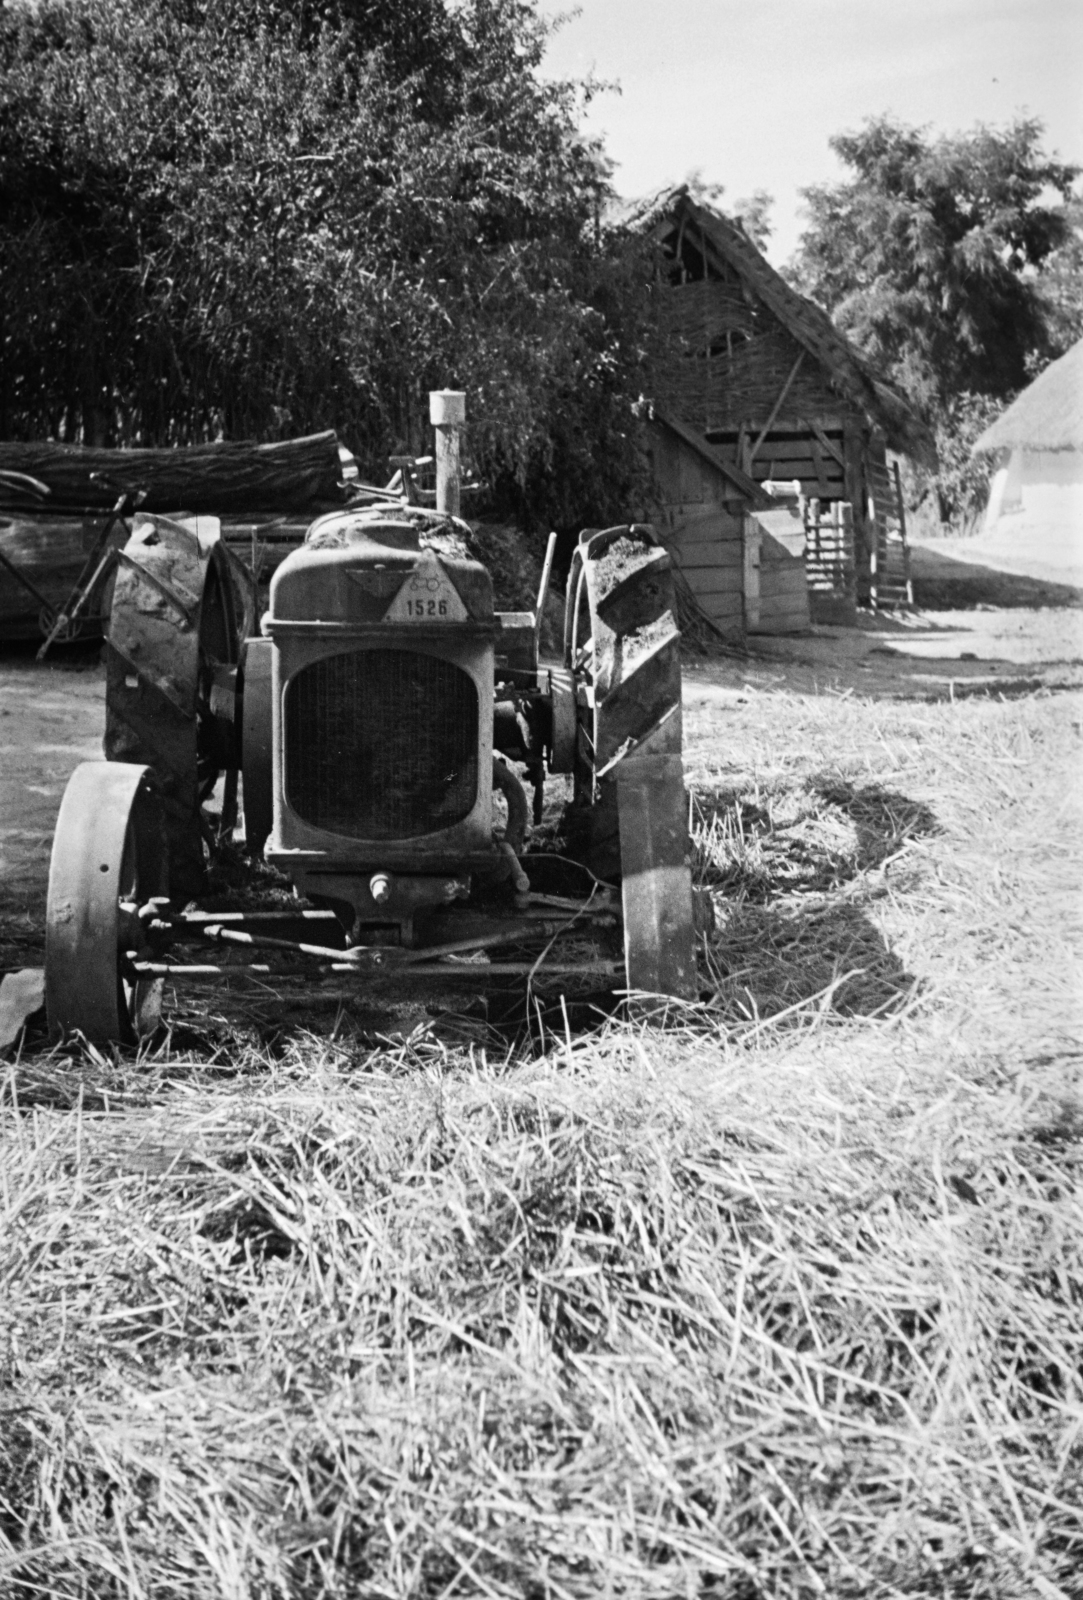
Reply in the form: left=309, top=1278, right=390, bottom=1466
left=2, top=686, right=1081, bottom=1596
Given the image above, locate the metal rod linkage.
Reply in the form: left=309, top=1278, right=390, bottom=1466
left=129, top=960, right=622, bottom=980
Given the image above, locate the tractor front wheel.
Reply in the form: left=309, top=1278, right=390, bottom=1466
left=46, top=761, right=168, bottom=1044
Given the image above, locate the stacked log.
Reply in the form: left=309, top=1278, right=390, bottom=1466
left=0, top=432, right=345, bottom=514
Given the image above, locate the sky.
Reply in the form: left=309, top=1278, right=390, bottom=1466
left=537, top=0, right=1083, bottom=265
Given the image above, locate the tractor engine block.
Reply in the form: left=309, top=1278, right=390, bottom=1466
left=260, top=508, right=518, bottom=933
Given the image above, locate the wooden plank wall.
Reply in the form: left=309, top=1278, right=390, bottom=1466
left=648, top=423, right=745, bottom=638
left=744, top=508, right=810, bottom=635
left=667, top=504, right=745, bottom=636
left=706, top=421, right=847, bottom=502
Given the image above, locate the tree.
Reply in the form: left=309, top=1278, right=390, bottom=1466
left=790, top=116, right=1079, bottom=411
left=731, top=191, right=773, bottom=253
left=0, top=0, right=652, bottom=526
left=683, top=170, right=773, bottom=250
left=1034, top=193, right=1083, bottom=357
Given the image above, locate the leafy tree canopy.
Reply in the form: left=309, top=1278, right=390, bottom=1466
left=1034, top=193, right=1083, bottom=355
left=683, top=170, right=773, bottom=250
left=789, top=115, right=1080, bottom=411
left=0, top=0, right=651, bottom=525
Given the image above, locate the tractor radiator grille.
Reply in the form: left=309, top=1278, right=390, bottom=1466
left=285, top=649, right=479, bottom=839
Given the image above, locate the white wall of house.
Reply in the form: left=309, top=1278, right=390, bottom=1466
left=983, top=448, right=1083, bottom=540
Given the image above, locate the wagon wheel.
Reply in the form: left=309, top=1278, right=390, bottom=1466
left=46, top=761, right=168, bottom=1044
left=564, top=524, right=697, bottom=999
left=104, top=515, right=243, bottom=898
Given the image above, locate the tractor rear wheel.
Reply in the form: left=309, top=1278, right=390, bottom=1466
left=565, top=524, right=697, bottom=1000
left=104, top=515, right=243, bottom=898
left=46, top=761, right=167, bottom=1044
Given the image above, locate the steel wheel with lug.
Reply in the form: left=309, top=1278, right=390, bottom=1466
left=564, top=523, right=697, bottom=999
left=46, top=761, right=168, bottom=1043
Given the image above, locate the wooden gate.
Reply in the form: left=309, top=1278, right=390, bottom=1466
left=803, top=499, right=856, bottom=625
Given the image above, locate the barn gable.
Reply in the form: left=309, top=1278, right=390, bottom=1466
left=634, top=188, right=934, bottom=618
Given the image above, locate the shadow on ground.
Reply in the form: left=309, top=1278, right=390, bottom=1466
left=691, top=775, right=937, bottom=1021
left=707, top=897, right=915, bottom=1021
left=910, top=545, right=1083, bottom=611
left=812, top=778, right=940, bottom=864
left=692, top=777, right=939, bottom=901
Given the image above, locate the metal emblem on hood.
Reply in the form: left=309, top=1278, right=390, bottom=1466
left=382, top=552, right=468, bottom=622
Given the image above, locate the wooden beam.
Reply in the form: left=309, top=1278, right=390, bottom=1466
left=737, top=422, right=750, bottom=476
left=748, top=352, right=805, bottom=465
left=655, top=411, right=774, bottom=508
left=803, top=417, right=847, bottom=472
left=808, top=434, right=832, bottom=497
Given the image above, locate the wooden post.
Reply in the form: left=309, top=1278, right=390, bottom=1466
left=535, top=531, right=557, bottom=652
left=743, top=514, right=761, bottom=631
left=842, top=421, right=869, bottom=604
left=429, top=390, right=466, bottom=517
left=839, top=501, right=856, bottom=605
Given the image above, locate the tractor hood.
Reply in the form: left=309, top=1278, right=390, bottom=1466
left=267, top=508, right=494, bottom=631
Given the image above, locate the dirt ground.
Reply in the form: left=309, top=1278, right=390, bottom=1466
left=701, top=603, right=1083, bottom=703
left=909, top=541, right=1083, bottom=613
left=2, top=546, right=1082, bottom=976
left=684, top=531, right=1083, bottom=710
left=0, top=647, right=105, bottom=968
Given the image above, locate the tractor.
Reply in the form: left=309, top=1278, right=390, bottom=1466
left=44, top=397, right=696, bottom=1042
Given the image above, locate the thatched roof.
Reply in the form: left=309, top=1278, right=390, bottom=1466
left=972, top=339, right=1083, bottom=454
left=628, top=187, right=937, bottom=469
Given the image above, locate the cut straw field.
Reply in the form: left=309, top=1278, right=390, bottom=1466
left=2, top=677, right=1082, bottom=1598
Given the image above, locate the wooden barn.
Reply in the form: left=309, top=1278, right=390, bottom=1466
left=636, top=188, right=936, bottom=624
